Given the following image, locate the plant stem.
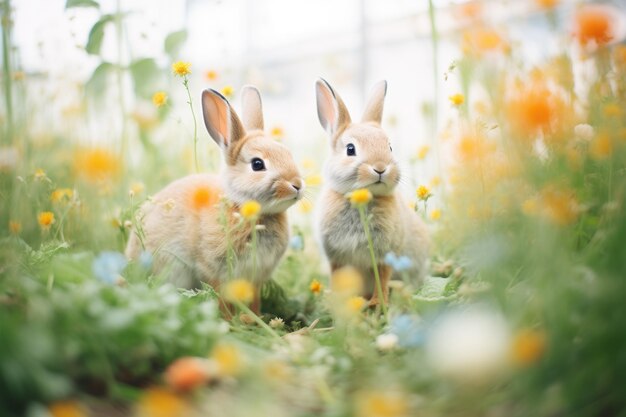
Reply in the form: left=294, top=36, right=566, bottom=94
left=115, top=1, right=127, bottom=158
left=2, top=0, right=13, bottom=145
left=250, top=219, right=258, bottom=280
left=427, top=0, right=442, bottom=179
left=236, top=302, right=283, bottom=341
left=183, top=76, right=199, bottom=172
left=358, top=205, right=388, bottom=319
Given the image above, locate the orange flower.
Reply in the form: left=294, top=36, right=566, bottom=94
left=511, top=329, right=547, bottom=366
left=462, top=27, right=506, bottom=56
left=457, top=133, right=495, bottom=161
left=506, top=82, right=565, bottom=138
left=573, top=5, right=618, bottom=47
left=38, top=212, right=55, bottom=230
left=205, top=70, right=218, bottom=81
left=191, top=185, right=219, bottom=211
left=48, top=400, right=87, bottom=417
left=535, top=0, right=559, bottom=10
left=589, top=132, right=613, bottom=160
left=164, top=357, right=210, bottom=391
left=542, top=187, right=578, bottom=226
left=136, top=387, right=188, bottom=417
left=75, top=148, right=120, bottom=183
left=310, top=279, right=323, bottom=295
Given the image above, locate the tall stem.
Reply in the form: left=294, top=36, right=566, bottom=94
left=183, top=76, right=199, bottom=172
left=115, top=0, right=127, bottom=158
left=358, top=206, right=388, bottom=319
left=2, top=0, right=13, bottom=144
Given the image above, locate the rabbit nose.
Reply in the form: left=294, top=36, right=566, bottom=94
left=372, top=164, right=387, bottom=175
left=291, top=178, right=303, bottom=192
left=373, top=168, right=386, bottom=175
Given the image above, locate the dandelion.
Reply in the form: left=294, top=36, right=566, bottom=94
left=136, top=387, right=188, bottom=417
left=192, top=185, right=219, bottom=211
left=331, top=266, right=363, bottom=296
left=222, top=278, right=254, bottom=304
left=270, top=125, right=284, bottom=139
left=240, top=200, right=261, bottom=219
left=164, top=357, right=210, bottom=391
left=573, top=5, right=616, bottom=47
left=416, top=185, right=431, bottom=201
left=511, top=329, right=547, bottom=366
left=430, top=208, right=442, bottom=221
left=345, top=296, right=366, bottom=314
left=310, top=279, right=323, bottom=295
left=415, top=145, right=430, bottom=160
left=355, top=390, right=409, bottom=417
left=9, top=220, right=21, bottom=235
left=205, top=69, right=218, bottom=81
left=305, top=174, right=322, bottom=187
left=75, top=148, right=120, bottom=183
left=590, top=132, right=613, bottom=160
left=298, top=200, right=313, bottom=213
left=48, top=400, right=87, bottom=417
left=375, top=333, right=399, bottom=351
left=211, top=343, right=243, bottom=377
left=220, top=85, right=234, bottom=98
left=349, top=188, right=372, bottom=206
left=172, top=61, right=191, bottom=77
left=38, top=211, right=55, bottom=230
left=152, top=91, right=167, bottom=107
left=449, top=93, right=465, bottom=106
left=51, top=188, right=73, bottom=204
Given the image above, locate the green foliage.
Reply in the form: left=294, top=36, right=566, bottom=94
left=164, top=30, right=188, bottom=59
left=129, top=58, right=164, bottom=99
left=65, top=0, right=99, bottom=9
left=85, top=14, right=114, bottom=55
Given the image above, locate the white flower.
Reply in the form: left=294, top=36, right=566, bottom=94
left=376, top=333, right=399, bottom=351
left=426, top=306, right=510, bottom=381
left=269, top=317, right=285, bottom=329
left=574, top=123, right=594, bottom=142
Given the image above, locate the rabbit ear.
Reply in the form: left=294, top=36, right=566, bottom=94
left=316, top=78, right=351, bottom=137
left=241, top=85, right=264, bottom=131
left=201, top=88, right=245, bottom=150
left=361, top=80, right=387, bottom=125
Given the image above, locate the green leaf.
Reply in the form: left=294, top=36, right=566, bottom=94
left=85, top=62, right=114, bottom=98
left=65, top=0, right=99, bottom=8
left=129, top=58, right=163, bottom=99
left=164, top=30, right=188, bottom=58
left=85, top=14, right=114, bottom=55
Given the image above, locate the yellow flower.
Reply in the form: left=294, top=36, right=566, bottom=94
left=240, top=200, right=261, bottom=219
left=205, top=69, right=218, bottom=81
left=415, top=145, right=430, bottom=160
left=129, top=181, right=145, bottom=197
left=38, top=212, right=55, bottom=230
left=345, top=296, right=366, bottom=314
left=331, top=266, right=363, bottom=296
left=430, top=208, right=442, bottom=221
left=542, top=187, right=578, bottom=226
left=172, top=61, right=191, bottom=77
left=449, top=93, right=465, bottom=106
left=355, top=390, right=409, bottom=417
left=211, top=343, right=243, bottom=377
left=590, top=132, right=613, bottom=160
left=535, top=0, right=559, bottom=9
left=310, top=279, right=323, bottom=295
left=301, top=158, right=316, bottom=170
left=521, top=198, right=539, bottom=216
left=270, top=126, right=284, bottom=140
left=298, top=200, right=313, bottom=213
left=416, top=185, right=431, bottom=201
left=48, top=400, right=87, bottom=417
left=349, top=188, right=372, bottom=206
left=75, top=148, right=120, bottom=183
left=152, top=91, right=167, bottom=107
left=223, top=278, right=254, bottom=304
left=430, top=176, right=441, bottom=187
left=136, top=387, right=188, bottom=417
left=9, top=220, right=21, bottom=235
left=305, top=174, right=322, bottom=187
left=51, top=188, right=74, bottom=204
left=34, top=168, right=47, bottom=180
left=220, top=85, right=234, bottom=98
left=511, top=329, right=546, bottom=366
left=603, top=103, right=621, bottom=118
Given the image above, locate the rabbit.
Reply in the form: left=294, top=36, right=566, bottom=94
left=314, top=78, right=429, bottom=306
left=126, top=86, right=305, bottom=314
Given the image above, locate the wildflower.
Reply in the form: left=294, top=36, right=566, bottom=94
left=240, top=200, right=261, bottom=219
left=349, top=188, right=372, bottom=206
left=426, top=307, right=510, bottom=381
left=38, top=211, right=55, bottom=230
left=309, top=279, right=323, bottom=295
left=542, top=187, right=578, bottom=225
left=535, top=0, right=559, bottom=9
left=573, top=5, right=617, bottom=47
left=289, top=234, right=304, bottom=251
left=192, top=185, right=219, bottom=211
left=270, top=126, right=284, bottom=139
left=521, top=198, right=539, bottom=216
left=416, top=185, right=431, bottom=201
left=75, top=148, right=120, bottom=183
left=301, top=158, right=316, bottom=170
left=331, top=266, right=363, bottom=296
left=430, top=176, right=441, bottom=187
left=269, top=317, right=285, bottom=329
left=92, top=251, right=127, bottom=284
left=430, top=208, right=442, bottom=221
left=129, top=181, right=145, bottom=197
left=506, top=82, right=564, bottom=137
left=384, top=252, right=413, bottom=272
left=220, top=85, right=234, bottom=98
left=211, top=343, right=243, bottom=377
left=590, top=133, right=613, bottom=160
left=136, top=387, right=188, bottom=417
left=462, top=27, right=506, bottom=55
left=603, top=103, right=621, bottom=118
left=34, top=168, right=47, bottom=180
left=152, top=91, right=167, bottom=107
left=139, top=250, right=153, bottom=269
left=222, top=278, right=254, bottom=304
left=48, top=400, right=87, bottom=417
left=305, top=174, right=322, bottom=187
left=164, top=357, right=210, bottom=391
left=574, top=123, right=594, bottom=142
left=345, top=296, right=366, bottom=314
left=51, top=188, right=74, bottom=204
left=355, top=390, right=409, bottom=417
left=390, top=315, right=425, bottom=348
left=298, top=200, right=313, bottom=213
left=205, top=69, right=218, bottom=81
left=449, top=93, right=465, bottom=106
left=415, top=145, right=430, bottom=160
left=9, top=220, right=21, bottom=235
left=511, top=329, right=546, bottom=366
left=375, top=333, right=399, bottom=351
left=172, top=61, right=191, bottom=77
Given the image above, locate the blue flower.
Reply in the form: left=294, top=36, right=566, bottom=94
left=289, top=234, right=304, bottom=251
left=93, top=251, right=128, bottom=284
left=389, top=314, right=425, bottom=347
left=138, top=250, right=153, bottom=269
left=384, top=251, right=413, bottom=272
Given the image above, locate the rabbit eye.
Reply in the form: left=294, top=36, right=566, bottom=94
left=346, top=143, right=356, bottom=156
left=389, top=145, right=393, bottom=152
left=251, top=158, right=266, bottom=171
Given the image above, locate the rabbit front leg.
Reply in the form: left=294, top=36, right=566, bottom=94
left=368, top=264, right=392, bottom=308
